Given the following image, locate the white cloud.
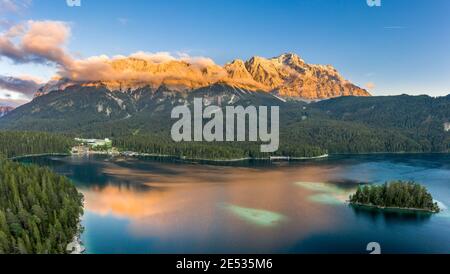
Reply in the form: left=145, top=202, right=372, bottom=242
left=0, top=20, right=71, bottom=65
left=0, top=88, right=31, bottom=106
left=0, top=0, right=32, bottom=14
left=0, top=20, right=219, bottom=85
left=0, top=20, right=249, bottom=100
left=128, top=51, right=176, bottom=63
left=117, top=18, right=128, bottom=25
left=365, top=82, right=376, bottom=90
left=0, top=74, right=42, bottom=96
left=383, top=26, right=406, bottom=30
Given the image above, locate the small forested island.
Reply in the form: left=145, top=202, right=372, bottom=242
left=349, top=181, right=440, bottom=213
left=0, top=159, right=84, bottom=254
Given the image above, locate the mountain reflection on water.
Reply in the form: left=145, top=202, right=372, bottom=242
left=20, top=154, right=450, bottom=254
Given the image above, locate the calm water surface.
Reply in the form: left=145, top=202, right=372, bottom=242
left=22, top=154, right=450, bottom=254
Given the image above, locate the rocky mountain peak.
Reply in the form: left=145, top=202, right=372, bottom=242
left=273, top=52, right=306, bottom=66
left=225, top=59, right=254, bottom=80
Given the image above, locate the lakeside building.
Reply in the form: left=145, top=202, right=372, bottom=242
left=75, top=138, right=113, bottom=148
left=72, top=138, right=115, bottom=155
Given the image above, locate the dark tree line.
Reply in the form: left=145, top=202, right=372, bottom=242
left=0, top=131, right=75, bottom=158
left=349, top=181, right=440, bottom=212
left=113, top=134, right=327, bottom=160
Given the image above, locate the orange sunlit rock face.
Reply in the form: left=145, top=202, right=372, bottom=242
left=39, top=53, right=370, bottom=99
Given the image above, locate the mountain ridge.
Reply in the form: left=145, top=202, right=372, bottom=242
left=36, top=53, right=370, bottom=99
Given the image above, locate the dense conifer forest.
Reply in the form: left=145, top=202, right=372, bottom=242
left=0, top=131, right=83, bottom=254
left=0, top=131, right=75, bottom=158
left=0, top=159, right=83, bottom=254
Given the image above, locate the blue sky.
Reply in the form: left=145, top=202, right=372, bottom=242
left=0, top=0, right=449, bottom=105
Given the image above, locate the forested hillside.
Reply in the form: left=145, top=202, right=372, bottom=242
left=310, top=95, right=450, bottom=152
left=0, top=132, right=83, bottom=254
left=0, top=159, right=83, bottom=254
left=0, top=86, right=449, bottom=156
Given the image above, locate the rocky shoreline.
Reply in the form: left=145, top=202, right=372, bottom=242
left=68, top=149, right=330, bottom=163
left=119, top=151, right=330, bottom=163
left=66, top=223, right=86, bottom=254
left=349, top=202, right=440, bottom=214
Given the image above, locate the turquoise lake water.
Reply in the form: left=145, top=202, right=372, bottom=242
left=21, top=154, right=450, bottom=254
